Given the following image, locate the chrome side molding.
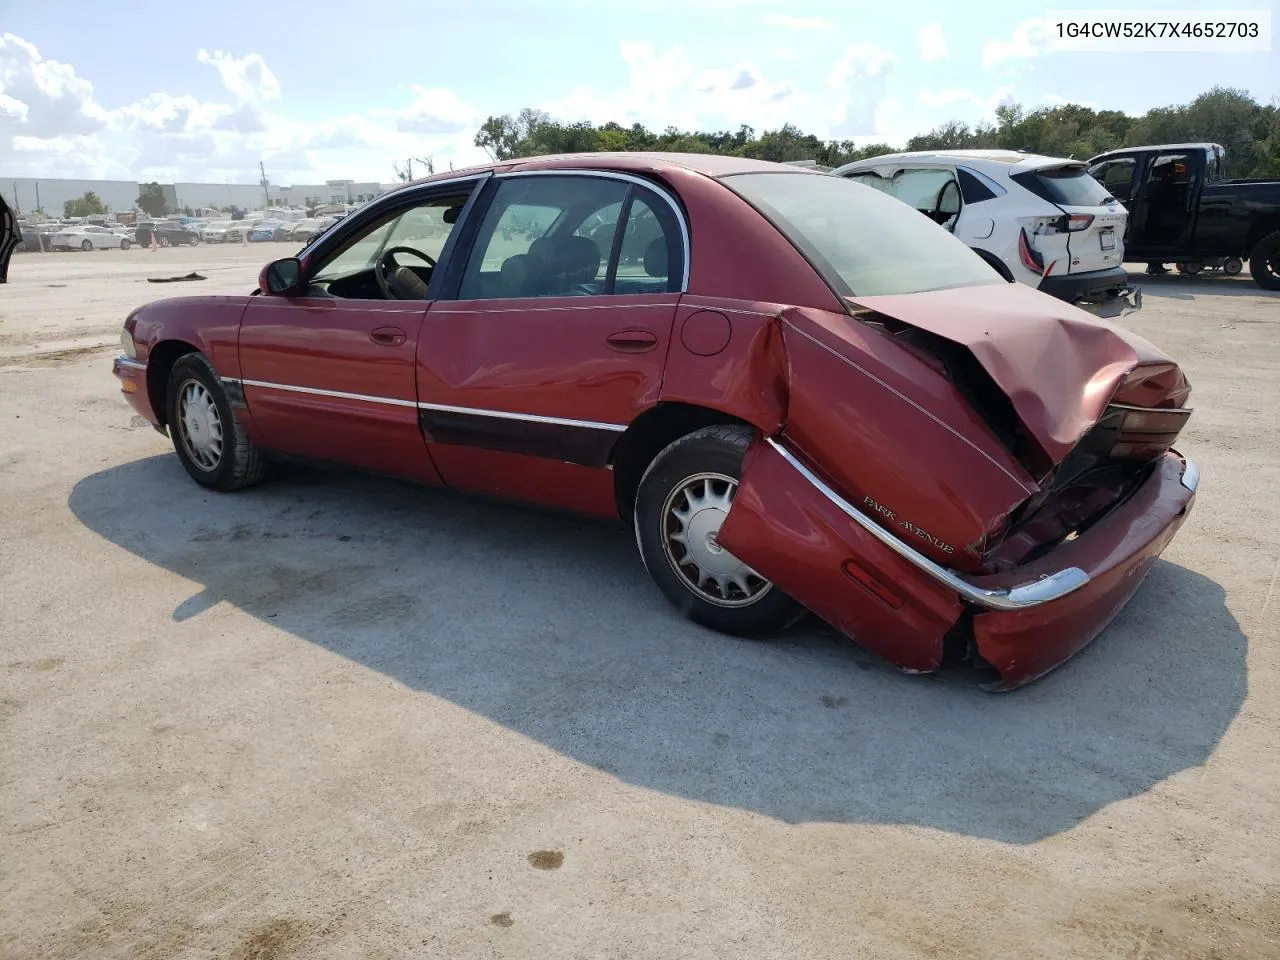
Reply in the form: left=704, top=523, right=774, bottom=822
left=1180, top=456, right=1200, bottom=493
left=764, top=437, right=1091, bottom=611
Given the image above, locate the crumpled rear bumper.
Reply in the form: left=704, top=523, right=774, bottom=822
left=965, top=450, right=1195, bottom=689
left=716, top=437, right=1197, bottom=690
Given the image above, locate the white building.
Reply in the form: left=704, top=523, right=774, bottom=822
left=172, top=182, right=270, bottom=212
left=2, top=178, right=141, bottom=218
left=3, top=175, right=397, bottom=220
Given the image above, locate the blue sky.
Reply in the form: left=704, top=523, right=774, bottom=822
left=1, top=0, right=1275, bottom=184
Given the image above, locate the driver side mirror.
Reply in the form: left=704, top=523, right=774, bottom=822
left=260, top=257, right=302, bottom=296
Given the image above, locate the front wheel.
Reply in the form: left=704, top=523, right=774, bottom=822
left=634, top=425, right=803, bottom=637
left=1248, top=232, right=1280, bottom=291
left=1176, top=260, right=1204, bottom=276
left=81, top=239, right=93, bottom=252
left=165, top=353, right=267, bottom=491
left=1222, top=256, right=1243, bottom=276
left=119, top=239, right=131, bottom=251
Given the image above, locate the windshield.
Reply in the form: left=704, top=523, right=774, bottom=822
left=722, top=172, right=1001, bottom=297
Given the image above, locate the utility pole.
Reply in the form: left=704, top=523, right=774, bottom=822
left=11, top=182, right=18, bottom=216
left=35, top=181, right=41, bottom=217
left=259, top=161, right=270, bottom=209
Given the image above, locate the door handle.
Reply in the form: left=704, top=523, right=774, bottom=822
left=605, top=328, right=659, bottom=353
left=370, top=325, right=406, bottom=346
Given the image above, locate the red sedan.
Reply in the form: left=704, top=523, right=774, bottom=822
left=111, top=153, right=1199, bottom=690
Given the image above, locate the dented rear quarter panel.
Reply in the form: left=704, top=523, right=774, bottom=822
left=776, top=307, right=1038, bottom=570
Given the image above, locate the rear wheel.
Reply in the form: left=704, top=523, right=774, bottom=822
left=1222, top=256, right=1243, bottom=276
left=119, top=239, right=131, bottom=251
left=1248, top=232, right=1280, bottom=291
left=165, top=353, right=267, bottom=491
left=1176, top=260, right=1204, bottom=276
left=634, top=425, right=803, bottom=637
left=81, top=239, right=93, bottom=252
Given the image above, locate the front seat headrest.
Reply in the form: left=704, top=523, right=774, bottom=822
left=528, top=236, right=555, bottom=264
left=549, top=235, right=601, bottom=287
left=442, top=205, right=463, bottom=224
left=643, top=237, right=668, bottom=278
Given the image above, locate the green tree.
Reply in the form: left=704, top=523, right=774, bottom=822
left=469, top=88, right=1277, bottom=179
left=137, top=182, right=169, bottom=218
left=63, top=191, right=108, bottom=218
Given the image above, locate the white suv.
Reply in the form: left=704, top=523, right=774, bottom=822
left=830, top=150, right=1141, bottom=318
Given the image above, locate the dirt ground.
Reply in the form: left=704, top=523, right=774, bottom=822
left=1, top=244, right=1278, bottom=959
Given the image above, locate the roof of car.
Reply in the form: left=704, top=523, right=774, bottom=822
left=394, top=152, right=818, bottom=195
left=1090, top=143, right=1222, bottom=159
left=832, top=149, right=1087, bottom=177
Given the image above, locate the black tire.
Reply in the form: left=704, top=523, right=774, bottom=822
left=634, top=424, right=804, bottom=637
left=1222, top=257, right=1243, bottom=276
left=81, top=239, right=92, bottom=252
left=1248, top=231, right=1280, bottom=291
left=165, top=353, right=267, bottom=492
left=119, top=239, right=131, bottom=251
left=1176, top=260, right=1204, bottom=276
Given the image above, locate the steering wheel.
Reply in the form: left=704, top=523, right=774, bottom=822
left=374, top=245, right=437, bottom=299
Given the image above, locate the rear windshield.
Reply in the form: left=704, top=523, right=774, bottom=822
left=1015, top=166, right=1115, bottom=207
left=722, top=172, right=1001, bottom=298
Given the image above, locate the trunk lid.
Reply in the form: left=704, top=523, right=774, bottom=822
left=1012, top=164, right=1128, bottom=275
left=843, top=281, right=1189, bottom=470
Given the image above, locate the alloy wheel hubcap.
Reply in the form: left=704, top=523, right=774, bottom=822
left=177, top=380, right=224, bottom=470
left=661, top=472, right=772, bottom=608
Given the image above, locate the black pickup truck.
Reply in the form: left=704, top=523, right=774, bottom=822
left=1086, top=142, right=1280, bottom=290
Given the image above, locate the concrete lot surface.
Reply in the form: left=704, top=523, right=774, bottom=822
left=2, top=246, right=1278, bottom=958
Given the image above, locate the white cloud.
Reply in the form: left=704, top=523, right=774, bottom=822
left=0, top=34, right=486, bottom=184
left=544, top=42, right=805, bottom=135
left=195, top=49, right=281, bottom=102
left=919, top=24, right=950, bottom=61
left=827, top=45, right=896, bottom=137
left=763, top=14, right=830, bottom=30
left=1, top=33, right=912, bottom=185
left=982, top=19, right=1054, bottom=68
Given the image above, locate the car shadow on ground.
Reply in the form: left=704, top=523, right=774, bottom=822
left=69, top=456, right=1248, bottom=845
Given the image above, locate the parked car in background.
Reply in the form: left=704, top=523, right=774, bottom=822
left=831, top=150, right=1141, bottom=318
left=1086, top=142, right=1280, bottom=289
left=50, top=224, right=130, bottom=251
left=200, top=220, right=237, bottom=243
left=288, top=218, right=322, bottom=242
left=112, top=153, right=1199, bottom=691
left=249, top=220, right=290, bottom=242
left=20, top=222, right=58, bottom=251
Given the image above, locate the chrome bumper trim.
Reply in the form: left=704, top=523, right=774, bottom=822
left=113, top=356, right=146, bottom=371
left=1180, top=456, right=1200, bottom=493
left=764, top=437, right=1091, bottom=611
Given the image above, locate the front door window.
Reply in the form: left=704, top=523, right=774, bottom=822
left=309, top=192, right=472, bottom=299
left=1089, top=157, right=1137, bottom=203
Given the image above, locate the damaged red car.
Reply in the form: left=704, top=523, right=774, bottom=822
left=111, top=153, right=1199, bottom=690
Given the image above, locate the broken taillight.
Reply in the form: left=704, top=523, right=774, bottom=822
left=1107, top=403, right=1193, bottom=459
left=1018, top=228, right=1045, bottom=274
